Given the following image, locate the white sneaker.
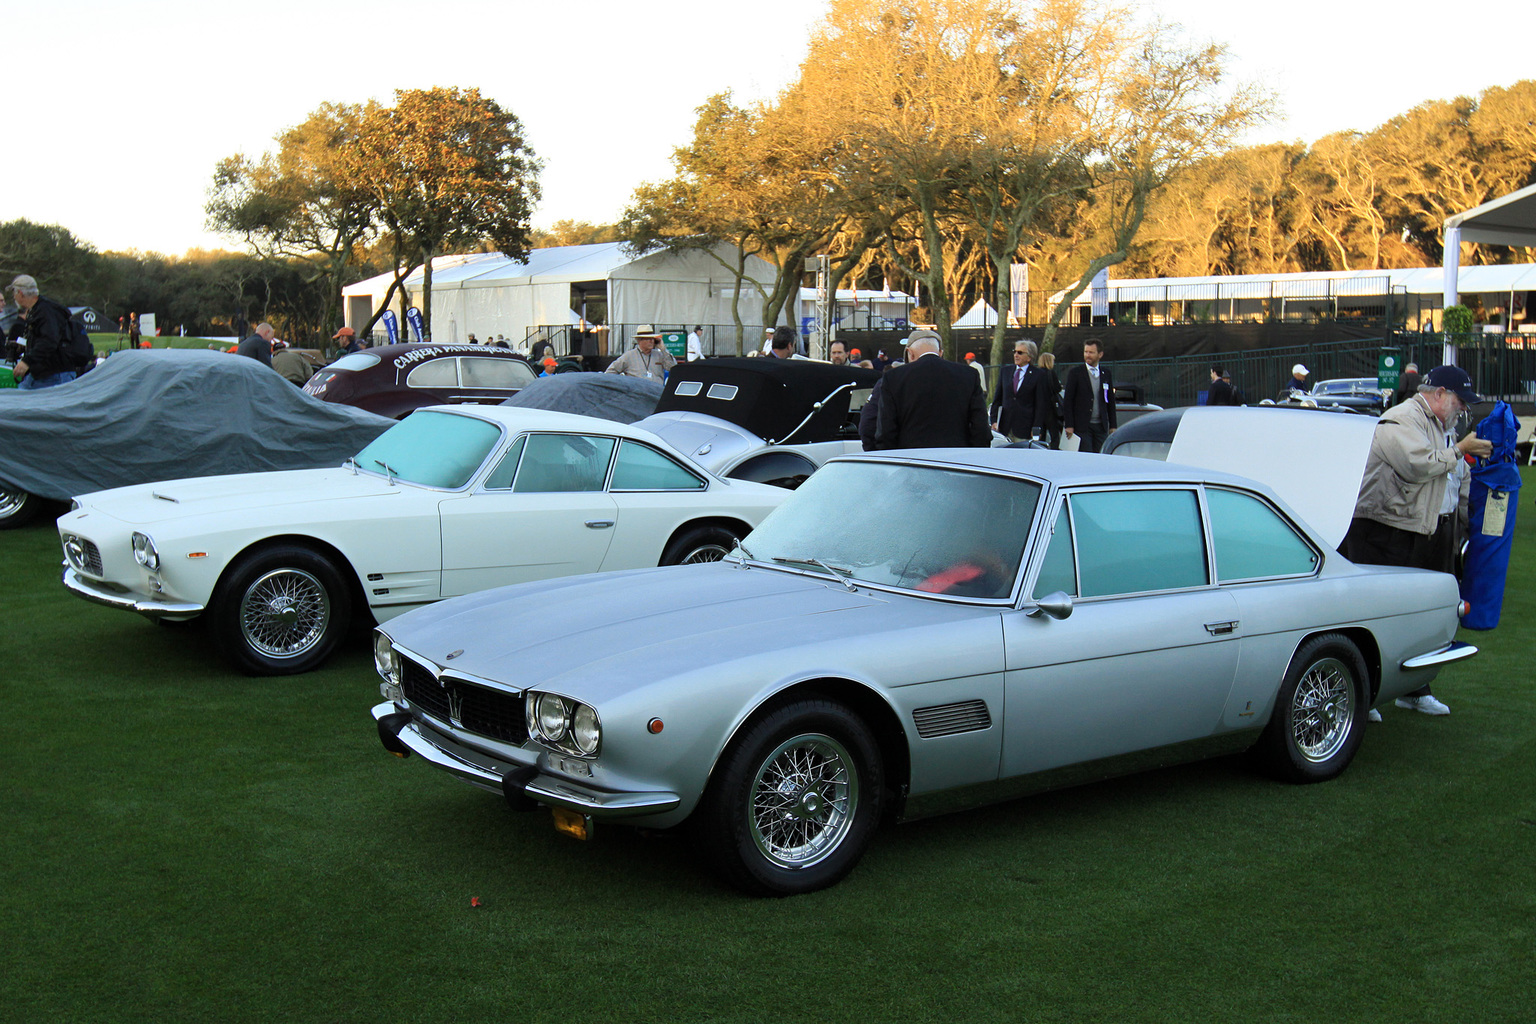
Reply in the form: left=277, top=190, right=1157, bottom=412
left=1395, top=695, right=1451, bottom=716
left=1368, top=709, right=1383, bottom=722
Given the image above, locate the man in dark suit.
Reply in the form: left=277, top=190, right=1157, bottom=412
left=1062, top=337, right=1115, bottom=453
left=875, top=329, right=992, bottom=450
left=990, top=339, right=1043, bottom=441
left=1207, top=366, right=1237, bottom=406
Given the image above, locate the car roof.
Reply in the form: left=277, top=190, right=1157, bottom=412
left=415, top=404, right=700, bottom=449
left=365, top=343, right=529, bottom=359
left=838, top=446, right=1268, bottom=491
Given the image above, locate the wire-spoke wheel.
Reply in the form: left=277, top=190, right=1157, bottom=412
left=749, top=733, right=858, bottom=870
left=1255, top=633, right=1368, bottom=783
left=212, top=544, right=352, bottom=676
left=661, top=525, right=741, bottom=566
left=701, top=698, right=882, bottom=896
left=0, top=487, right=41, bottom=529
left=240, top=568, right=331, bottom=659
left=1290, top=657, right=1354, bottom=763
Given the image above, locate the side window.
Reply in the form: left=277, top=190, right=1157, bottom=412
left=512, top=434, right=616, bottom=493
left=610, top=440, right=705, bottom=490
left=1070, top=489, right=1208, bottom=597
left=460, top=357, right=536, bottom=389
left=482, top=435, right=527, bottom=490
left=1208, top=488, right=1319, bottom=581
left=1032, top=504, right=1077, bottom=598
left=406, top=358, right=458, bottom=388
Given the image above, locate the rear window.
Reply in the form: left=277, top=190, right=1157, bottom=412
left=325, top=353, right=380, bottom=372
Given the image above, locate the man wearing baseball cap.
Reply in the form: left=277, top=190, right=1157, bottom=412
left=6, top=274, right=76, bottom=390
left=1341, top=363, right=1492, bottom=716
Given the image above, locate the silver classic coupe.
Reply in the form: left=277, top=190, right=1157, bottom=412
left=370, top=411, right=1475, bottom=895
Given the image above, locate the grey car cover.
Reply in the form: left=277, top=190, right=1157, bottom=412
left=0, top=349, right=395, bottom=500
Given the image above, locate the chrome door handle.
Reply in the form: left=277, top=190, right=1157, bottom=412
left=585, top=520, right=615, bottom=529
left=1204, top=620, right=1238, bottom=635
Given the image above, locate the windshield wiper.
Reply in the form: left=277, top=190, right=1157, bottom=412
left=373, top=459, right=398, bottom=485
left=772, top=555, right=857, bottom=592
left=730, top=539, right=757, bottom=564
left=345, top=456, right=360, bottom=475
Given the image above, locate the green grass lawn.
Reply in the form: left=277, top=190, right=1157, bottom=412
left=3, top=478, right=1533, bottom=1023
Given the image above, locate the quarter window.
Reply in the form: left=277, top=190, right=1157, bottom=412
left=511, top=434, right=616, bottom=493
left=406, top=359, right=457, bottom=388
left=460, top=357, right=535, bottom=389
left=610, top=440, right=704, bottom=490
left=1070, top=489, right=1208, bottom=597
left=1207, top=488, right=1318, bottom=581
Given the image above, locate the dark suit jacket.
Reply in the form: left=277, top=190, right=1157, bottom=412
left=1062, top=362, right=1116, bottom=433
left=1207, top=378, right=1237, bottom=406
left=990, top=362, right=1045, bottom=437
left=875, top=354, right=992, bottom=450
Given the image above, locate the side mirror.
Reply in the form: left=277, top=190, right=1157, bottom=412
left=1027, top=591, right=1074, bottom=620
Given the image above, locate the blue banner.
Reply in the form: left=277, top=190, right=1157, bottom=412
left=381, top=310, right=399, bottom=345
left=405, top=306, right=425, bottom=343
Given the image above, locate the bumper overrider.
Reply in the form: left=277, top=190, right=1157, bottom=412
left=371, top=701, right=681, bottom=818
left=62, top=566, right=204, bottom=619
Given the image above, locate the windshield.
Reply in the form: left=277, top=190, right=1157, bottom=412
left=326, top=353, right=381, bottom=372
left=743, top=460, right=1041, bottom=599
left=353, top=410, right=501, bottom=488
left=1315, top=379, right=1375, bottom=395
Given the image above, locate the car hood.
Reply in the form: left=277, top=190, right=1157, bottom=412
left=74, top=467, right=409, bottom=525
left=1165, top=406, right=1378, bottom=550
left=381, top=562, right=977, bottom=703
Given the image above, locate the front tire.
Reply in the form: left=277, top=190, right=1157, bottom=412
left=1254, top=633, right=1368, bottom=783
left=211, top=544, right=352, bottom=676
left=699, top=698, right=883, bottom=896
left=660, top=525, right=740, bottom=565
left=0, top=487, right=42, bottom=529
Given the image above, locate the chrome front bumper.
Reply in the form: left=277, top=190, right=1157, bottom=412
left=62, top=566, right=204, bottom=619
left=371, top=702, right=681, bottom=818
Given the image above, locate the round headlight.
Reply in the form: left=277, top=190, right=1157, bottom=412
left=131, top=532, right=160, bottom=571
left=372, top=632, right=400, bottom=685
left=571, top=704, right=600, bottom=755
left=536, top=694, right=569, bottom=742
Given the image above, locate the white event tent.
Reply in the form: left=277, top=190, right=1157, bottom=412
left=342, top=242, right=784, bottom=350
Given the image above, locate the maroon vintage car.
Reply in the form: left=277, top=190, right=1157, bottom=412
left=304, top=343, right=537, bottom=419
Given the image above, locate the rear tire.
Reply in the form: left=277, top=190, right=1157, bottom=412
left=660, top=525, right=740, bottom=565
left=210, top=544, right=352, bottom=676
left=1254, top=633, right=1368, bottom=783
left=699, top=698, right=883, bottom=896
left=0, top=487, right=42, bottom=529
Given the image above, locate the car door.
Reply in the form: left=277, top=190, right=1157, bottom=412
left=437, top=432, right=618, bottom=596
left=1000, top=486, right=1242, bottom=778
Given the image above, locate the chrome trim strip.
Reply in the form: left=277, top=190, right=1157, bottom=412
left=62, top=566, right=204, bottom=618
left=371, top=702, right=679, bottom=816
left=1400, top=641, right=1479, bottom=670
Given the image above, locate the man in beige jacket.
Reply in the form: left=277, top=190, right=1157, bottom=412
left=1341, top=364, right=1492, bottom=715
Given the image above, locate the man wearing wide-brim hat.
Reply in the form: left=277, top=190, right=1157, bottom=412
left=1341, top=364, right=1493, bottom=716
left=604, top=323, right=676, bottom=381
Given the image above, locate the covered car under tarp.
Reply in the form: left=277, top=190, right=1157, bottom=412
left=655, top=358, right=879, bottom=444
left=0, top=349, right=395, bottom=502
left=500, top=371, right=662, bottom=424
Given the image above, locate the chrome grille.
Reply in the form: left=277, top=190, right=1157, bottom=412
left=912, top=699, right=992, bottom=738
left=400, top=659, right=526, bottom=744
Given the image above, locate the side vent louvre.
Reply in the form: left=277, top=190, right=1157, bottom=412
left=912, top=699, right=992, bottom=738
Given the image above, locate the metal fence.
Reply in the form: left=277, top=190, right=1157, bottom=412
left=1105, top=333, right=1536, bottom=410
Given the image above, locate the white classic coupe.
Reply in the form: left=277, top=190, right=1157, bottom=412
left=58, top=407, right=789, bottom=675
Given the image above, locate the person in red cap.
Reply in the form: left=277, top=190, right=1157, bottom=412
left=333, top=326, right=363, bottom=354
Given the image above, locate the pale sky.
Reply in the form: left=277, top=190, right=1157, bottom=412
left=6, top=0, right=1532, bottom=258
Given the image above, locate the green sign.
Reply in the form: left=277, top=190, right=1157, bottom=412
left=661, top=331, right=687, bottom=359
left=1377, top=347, right=1401, bottom=391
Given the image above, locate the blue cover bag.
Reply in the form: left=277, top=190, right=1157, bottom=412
left=1459, top=401, right=1521, bottom=629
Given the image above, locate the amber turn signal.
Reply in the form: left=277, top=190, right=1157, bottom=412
left=647, top=718, right=664, bottom=734
left=551, top=807, right=591, bottom=841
